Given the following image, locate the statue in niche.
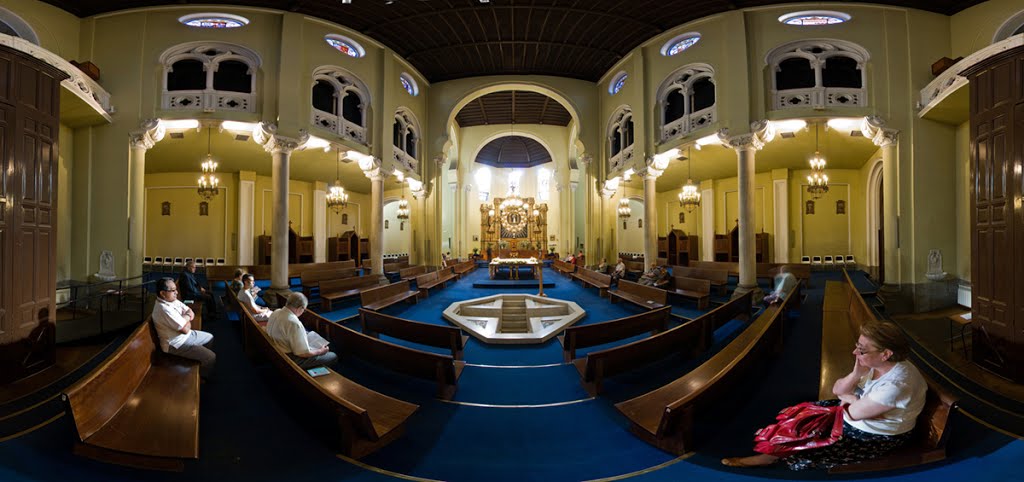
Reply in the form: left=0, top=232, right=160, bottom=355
left=926, top=249, right=948, bottom=281
left=94, top=250, right=116, bottom=282
left=341, top=213, right=349, bottom=225
left=836, top=200, right=846, bottom=215
left=805, top=200, right=815, bottom=215
left=199, top=202, right=209, bottom=216
left=161, top=201, right=171, bottom=216
left=385, top=220, right=389, bottom=229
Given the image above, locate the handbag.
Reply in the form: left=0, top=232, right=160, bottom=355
left=752, top=401, right=845, bottom=457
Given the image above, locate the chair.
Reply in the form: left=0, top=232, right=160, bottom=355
left=811, top=256, right=822, bottom=267
left=834, top=255, right=846, bottom=267
left=184, top=257, right=193, bottom=266
left=173, top=257, right=184, bottom=266
left=845, top=255, right=855, bottom=266
left=153, top=257, right=163, bottom=265
left=216, top=258, right=226, bottom=265
left=823, top=255, right=834, bottom=268
left=206, top=258, right=215, bottom=266
left=144, top=256, right=153, bottom=265
left=801, top=256, right=811, bottom=264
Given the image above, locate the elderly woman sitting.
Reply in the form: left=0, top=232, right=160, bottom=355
left=722, top=321, right=927, bottom=470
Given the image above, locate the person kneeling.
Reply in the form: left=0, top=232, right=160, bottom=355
left=152, top=278, right=216, bottom=378
left=238, top=274, right=271, bottom=321
left=266, top=292, right=338, bottom=370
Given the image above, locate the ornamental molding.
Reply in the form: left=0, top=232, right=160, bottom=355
left=129, top=119, right=165, bottom=150
left=861, top=116, right=899, bottom=147
left=717, top=120, right=776, bottom=151
left=918, top=35, right=1023, bottom=116
left=254, top=122, right=308, bottom=154
left=0, top=33, right=113, bottom=122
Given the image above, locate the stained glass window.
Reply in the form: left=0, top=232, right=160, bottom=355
left=324, top=35, right=365, bottom=58
left=779, top=11, right=850, bottom=26
left=609, top=73, right=627, bottom=95
left=179, top=13, right=249, bottom=29
left=663, top=34, right=701, bottom=56
left=400, top=74, right=418, bottom=96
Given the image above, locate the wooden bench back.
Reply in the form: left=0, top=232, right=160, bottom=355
left=414, top=270, right=438, bottom=285
left=625, top=261, right=646, bottom=272
left=688, top=260, right=739, bottom=274
left=248, top=264, right=272, bottom=280
left=553, top=259, right=576, bottom=273
left=578, top=268, right=611, bottom=285
left=290, top=260, right=356, bottom=278
left=673, top=276, right=711, bottom=295
left=671, top=266, right=728, bottom=284
left=618, top=279, right=668, bottom=305
left=400, top=265, right=427, bottom=279
left=206, top=265, right=240, bottom=282
left=359, top=309, right=465, bottom=353
left=319, top=274, right=385, bottom=294
left=63, top=320, right=158, bottom=441
left=301, top=268, right=358, bottom=285
left=383, top=261, right=411, bottom=273
left=563, top=306, right=671, bottom=355
left=322, top=321, right=459, bottom=385
left=760, top=263, right=811, bottom=280
left=360, top=280, right=412, bottom=306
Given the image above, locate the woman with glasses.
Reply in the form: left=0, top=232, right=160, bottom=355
left=722, top=321, right=927, bottom=470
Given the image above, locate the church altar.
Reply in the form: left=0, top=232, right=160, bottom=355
left=488, top=257, right=540, bottom=280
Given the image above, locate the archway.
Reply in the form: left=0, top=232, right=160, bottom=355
left=865, top=157, right=883, bottom=280
left=382, top=198, right=413, bottom=259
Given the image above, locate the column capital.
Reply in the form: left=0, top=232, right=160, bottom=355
left=358, top=154, right=384, bottom=181
left=861, top=116, right=899, bottom=147
left=717, top=120, right=776, bottom=151
left=410, top=178, right=430, bottom=199
left=255, top=122, right=308, bottom=154
left=129, top=118, right=165, bottom=150
left=578, top=153, right=593, bottom=166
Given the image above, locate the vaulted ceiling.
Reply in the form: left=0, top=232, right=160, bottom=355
left=455, top=91, right=571, bottom=127
left=41, top=0, right=984, bottom=82
left=475, top=135, right=551, bottom=169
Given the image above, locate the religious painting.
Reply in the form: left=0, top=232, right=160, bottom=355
left=679, top=212, right=685, bottom=224
left=623, top=221, right=627, bottom=230
left=836, top=200, right=846, bottom=214
left=341, top=213, right=349, bottom=225
left=549, top=235, right=556, bottom=241
left=400, top=222, right=404, bottom=231
left=472, top=234, right=479, bottom=241
left=199, top=202, right=209, bottom=216
left=638, top=219, right=643, bottom=229
left=161, top=201, right=171, bottom=216
left=805, top=200, right=815, bottom=215
left=385, top=220, right=389, bottom=229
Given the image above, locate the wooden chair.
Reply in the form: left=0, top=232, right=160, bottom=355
left=359, top=280, right=420, bottom=311
left=359, top=308, right=469, bottom=360
left=62, top=320, right=200, bottom=471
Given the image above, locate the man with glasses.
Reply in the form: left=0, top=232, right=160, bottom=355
left=266, top=292, right=337, bottom=370
left=177, top=259, right=221, bottom=321
left=152, top=277, right=216, bottom=377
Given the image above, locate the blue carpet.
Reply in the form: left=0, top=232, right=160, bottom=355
left=453, top=364, right=590, bottom=405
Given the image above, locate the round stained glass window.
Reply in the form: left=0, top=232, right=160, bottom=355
left=324, top=35, right=365, bottom=58
left=609, top=72, right=627, bottom=95
left=178, top=13, right=249, bottom=29
left=778, top=11, right=851, bottom=26
left=661, top=33, right=701, bottom=56
left=400, top=74, right=418, bottom=96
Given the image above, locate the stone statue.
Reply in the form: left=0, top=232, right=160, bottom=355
left=925, top=249, right=947, bottom=281
left=94, top=250, right=116, bottom=281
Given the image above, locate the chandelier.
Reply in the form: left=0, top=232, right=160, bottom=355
left=326, top=149, right=349, bottom=212
left=807, top=123, right=829, bottom=199
left=678, top=146, right=701, bottom=213
left=396, top=183, right=410, bottom=220
left=617, top=177, right=631, bottom=218
left=197, top=127, right=220, bottom=201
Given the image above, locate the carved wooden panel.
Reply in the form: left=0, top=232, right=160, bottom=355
left=967, top=48, right=1023, bottom=382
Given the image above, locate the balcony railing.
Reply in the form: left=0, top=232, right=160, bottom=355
left=661, top=105, right=716, bottom=142
left=773, top=87, right=866, bottom=110
left=312, top=109, right=367, bottom=145
left=162, top=90, right=256, bottom=113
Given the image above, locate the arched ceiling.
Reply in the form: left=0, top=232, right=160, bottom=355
left=475, top=135, right=551, bottom=169
left=42, top=0, right=983, bottom=82
left=456, top=90, right=571, bottom=127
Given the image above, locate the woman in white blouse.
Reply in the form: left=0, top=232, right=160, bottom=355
left=238, top=274, right=271, bottom=321
left=723, top=321, right=928, bottom=470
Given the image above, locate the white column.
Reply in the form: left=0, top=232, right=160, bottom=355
left=863, top=119, right=900, bottom=286
left=270, top=148, right=292, bottom=289
left=643, top=172, right=659, bottom=264
left=127, top=120, right=164, bottom=278
left=313, top=186, right=326, bottom=263
left=736, top=145, right=757, bottom=291
left=238, top=178, right=255, bottom=265
left=773, top=178, right=790, bottom=263
left=701, top=186, right=714, bottom=261
left=359, top=157, right=385, bottom=274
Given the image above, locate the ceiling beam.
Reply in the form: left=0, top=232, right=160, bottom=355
left=477, top=97, right=489, bottom=125
left=406, top=40, right=620, bottom=61
left=364, top=5, right=660, bottom=36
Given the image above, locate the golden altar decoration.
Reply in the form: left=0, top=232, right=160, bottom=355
left=480, top=187, right=548, bottom=256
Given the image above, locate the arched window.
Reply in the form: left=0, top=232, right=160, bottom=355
left=160, top=42, right=260, bottom=113
left=766, top=39, right=869, bottom=110
left=607, top=107, right=635, bottom=174
left=993, top=10, right=1024, bottom=43
left=0, top=7, right=40, bottom=45
left=475, top=167, right=491, bottom=201
left=508, top=169, right=523, bottom=194
left=393, top=108, right=420, bottom=172
left=609, top=72, right=628, bottom=95
left=656, top=64, right=716, bottom=142
left=537, top=168, right=551, bottom=202
left=324, top=34, right=365, bottom=58
left=310, top=66, right=370, bottom=145
left=399, top=73, right=419, bottom=96
left=660, top=32, right=701, bottom=56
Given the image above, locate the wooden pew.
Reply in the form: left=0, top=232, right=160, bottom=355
left=239, top=299, right=418, bottom=458
left=575, top=292, right=753, bottom=395
left=359, top=308, right=469, bottom=360
left=360, top=280, right=420, bottom=311
left=820, top=271, right=959, bottom=474
left=319, top=275, right=387, bottom=311
left=301, top=268, right=359, bottom=297
left=321, top=320, right=465, bottom=399
left=572, top=268, right=612, bottom=297
left=558, top=306, right=672, bottom=362
left=624, top=261, right=646, bottom=280
left=553, top=259, right=576, bottom=276
left=290, top=260, right=356, bottom=278
left=62, top=319, right=200, bottom=471
left=399, top=265, right=428, bottom=282
left=452, top=260, right=476, bottom=278
left=614, top=287, right=795, bottom=455
left=415, top=268, right=457, bottom=298
left=608, top=279, right=668, bottom=310
left=687, top=260, right=812, bottom=281
left=671, top=265, right=729, bottom=295
left=383, top=261, right=411, bottom=275
left=669, top=276, right=711, bottom=310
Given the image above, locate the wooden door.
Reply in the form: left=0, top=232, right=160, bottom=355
left=966, top=49, right=1022, bottom=382
left=0, top=47, right=66, bottom=384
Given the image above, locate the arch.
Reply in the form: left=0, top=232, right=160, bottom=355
left=311, top=65, right=372, bottom=145
left=865, top=157, right=883, bottom=268
left=765, top=38, right=870, bottom=110
left=993, top=10, right=1024, bottom=43
left=609, top=71, right=628, bottom=95
left=393, top=107, right=422, bottom=171
left=606, top=105, right=634, bottom=174
left=0, top=7, right=39, bottom=45
left=468, top=130, right=558, bottom=172
left=159, top=41, right=261, bottom=113
left=655, top=63, right=716, bottom=142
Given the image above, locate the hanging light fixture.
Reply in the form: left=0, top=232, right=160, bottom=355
left=396, top=181, right=410, bottom=220
left=678, top=146, right=701, bottom=213
left=617, top=178, right=632, bottom=219
left=326, top=148, right=349, bottom=212
left=807, top=122, right=829, bottom=199
left=197, top=127, right=220, bottom=201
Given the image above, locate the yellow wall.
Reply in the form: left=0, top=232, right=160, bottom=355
left=144, top=172, right=238, bottom=263
left=56, top=124, right=73, bottom=281
left=955, top=122, right=971, bottom=281
left=951, top=0, right=1024, bottom=58
left=1, top=0, right=80, bottom=57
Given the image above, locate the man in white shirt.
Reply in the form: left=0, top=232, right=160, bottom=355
left=237, top=274, right=270, bottom=321
left=266, top=292, right=337, bottom=369
left=612, top=257, right=626, bottom=281
left=151, top=278, right=216, bottom=377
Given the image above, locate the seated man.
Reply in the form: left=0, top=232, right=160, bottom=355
left=152, top=278, right=215, bottom=377
left=763, top=266, right=798, bottom=304
left=637, top=263, right=668, bottom=287
left=238, top=274, right=271, bottom=321
left=177, top=259, right=221, bottom=320
left=597, top=258, right=609, bottom=274
left=611, top=257, right=627, bottom=281
left=228, top=269, right=245, bottom=294
left=266, top=292, right=338, bottom=369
